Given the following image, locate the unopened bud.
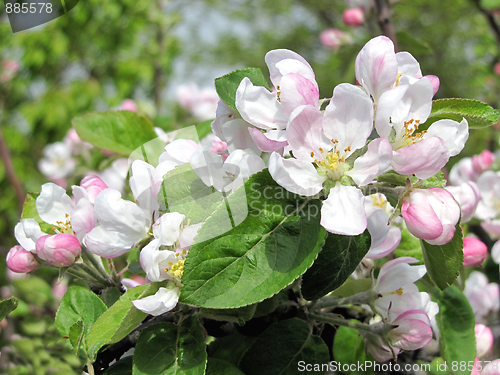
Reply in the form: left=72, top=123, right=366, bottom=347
left=463, top=237, right=488, bottom=266
left=36, top=234, right=81, bottom=267
left=80, top=175, right=108, bottom=203
left=6, top=245, right=40, bottom=273
left=475, top=324, right=494, bottom=358
left=343, top=8, right=364, bottom=27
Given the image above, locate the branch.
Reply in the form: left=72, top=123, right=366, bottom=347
left=470, top=0, right=500, bottom=48
left=153, top=0, right=165, bottom=113
left=374, top=0, right=399, bottom=52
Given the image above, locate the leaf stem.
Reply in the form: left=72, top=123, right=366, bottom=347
left=310, top=290, right=379, bottom=311
left=307, top=312, right=374, bottom=333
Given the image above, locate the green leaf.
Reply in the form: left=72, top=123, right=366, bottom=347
left=86, top=282, right=163, bottom=361
left=215, top=68, right=270, bottom=111
left=333, top=326, right=366, bottom=375
left=12, top=276, right=53, bottom=307
left=133, top=316, right=207, bottom=375
left=436, top=285, right=476, bottom=375
left=481, top=0, right=500, bottom=10
left=393, top=227, right=424, bottom=262
left=55, top=286, right=107, bottom=337
left=420, top=223, right=463, bottom=290
left=72, top=111, right=158, bottom=156
left=0, top=297, right=19, bottom=321
left=208, top=332, right=256, bottom=367
left=427, top=99, right=500, bottom=129
left=100, top=288, right=123, bottom=308
left=104, top=356, right=133, bottom=375
left=21, top=192, right=55, bottom=234
left=158, top=163, right=223, bottom=224
left=396, top=30, right=433, bottom=55
left=302, top=230, right=371, bottom=300
left=180, top=169, right=326, bottom=308
left=127, top=245, right=144, bottom=274
left=200, top=304, right=257, bottom=325
left=68, top=320, right=85, bottom=354
left=206, top=358, right=246, bottom=375
left=239, top=318, right=329, bottom=375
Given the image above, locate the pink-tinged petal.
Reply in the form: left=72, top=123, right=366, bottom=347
left=392, top=137, right=449, bottom=179
left=347, top=138, right=392, bottom=186
left=445, top=181, right=480, bottom=223
left=287, top=105, right=330, bottom=161
left=268, top=152, right=326, bottom=196
left=179, top=223, right=202, bottom=249
left=94, top=189, right=147, bottom=240
left=396, top=52, right=422, bottom=83
left=388, top=77, right=433, bottom=130
left=159, top=139, right=200, bottom=165
left=449, top=158, right=477, bottom=185
left=132, top=286, right=179, bottom=316
left=36, top=233, right=81, bottom=267
left=279, top=73, right=319, bottom=116
left=6, top=245, right=40, bottom=273
left=463, top=237, right=487, bottom=266
left=390, top=310, right=433, bottom=351
left=71, top=198, right=96, bottom=238
left=152, top=212, right=185, bottom=246
left=323, top=83, right=373, bottom=152
left=221, top=119, right=261, bottom=155
left=481, top=360, right=500, bottom=375
left=482, top=219, right=500, bottom=237
left=366, top=340, right=398, bottom=363
left=366, top=226, right=401, bottom=259
left=342, top=8, right=364, bottom=27
left=83, top=226, right=138, bottom=258
left=320, top=184, right=366, bottom=235
left=402, top=190, right=443, bottom=241
left=376, top=257, right=426, bottom=293
left=475, top=324, right=494, bottom=358
left=80, top=175, right=108, bottom=204
left=355, top=36, right=398, bottom=102
left=248, top=127, right=288, bottom=152
left=425, top=118, right=469, bottom=157
left=36, top=183, right=74, bottom=225
left=424, top=75, right=440, bottom=96
left=375, top=85, right=408, bottom=138
left=235, top=77, right=287, bottom=130
left=366, top=208, right=390, bottom=249
left=424, top=188, right=460, bottom=246
left=265, top=49, right=316, bottom=89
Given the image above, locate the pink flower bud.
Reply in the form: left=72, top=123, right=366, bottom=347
left=343, top=8, right=365, bottom=27
left=463, top=237, right=488, bottom=266
left=475, top=324, right=494, bottom=358
left=120, top=99, right=138, bottom=112
left=472, top=150, right=494, bottom=174
left=402, top=188, right=460, bottom=245
left=423, top=75, right=440, bottom=96
left=495, top=63, right=500, bottom=76
left=320, top=28, right=345, bottom=48
left=210, top=136, right=228, bottom=154
left=6, top=245, right=40, bottom=273
left=80, top=175, right=108, bottom=203
left=36, top=234, right=81, bottom=267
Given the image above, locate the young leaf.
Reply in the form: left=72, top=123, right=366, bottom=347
left=436, top=285, right=476, bottom=375
left=333, top=326, right=366, bottom=375
left=427, top=98, right=500, bottom=129
left=420, top=223, right=463, bottom=290
left=21, top=192, right=55, bottom=234
left=68, top=320, right=85, bottom=354
left=206, top=358, right=246, bottom=375
left=103, top=356, right=133, bottom=375
left=133, top=316, right=207, bottom=375
left=158, top=163, right=223, bottom=224
left=239, top=318, right=329, bottom=375
left=55, top=286, right=107, bottom=337
left=301, top=230, right=371, bottom=300
left=180, top=169, right=326, bottom=309
left=215, top=68, right=270, bottom=111
left=72, top=111, right=158, bottom=155
left=85, top=282, right=163, bottom=361
left=0, top=297, right=19, bottom=321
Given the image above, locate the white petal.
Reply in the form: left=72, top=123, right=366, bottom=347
left=153, top=212, right=185, bottom=246
left=132, top=286, right=179, bottom=316
left=265, top=49, right=316, bottom=89
left=268, top=152, right=325, bottom=196
left=320, top=184, right=367, bottom=235
left=160, top=139, right=200, bottom=165
left=15, top=219, right=44, bottom=252
left=83, top=226, right=138, bottom=258
left=36, top=183, right=74, bottom=225
left=347, top=138, right=392, bottom=186
left=424, top=118, right=469, bottom=157
left=221, top=119, right=261, bottom=155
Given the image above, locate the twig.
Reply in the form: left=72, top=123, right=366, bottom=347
left=374, top=0, right=399, bottom=52
left=470, top=0, right=500, bottom=48
left=153, top=0, right=165, bottom=113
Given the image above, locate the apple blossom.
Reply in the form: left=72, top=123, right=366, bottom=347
left=6, top=245, right=40, bottom=273
left=464, top=271, right=500, bottom=323
left=36, top=233, right=81, bottom=267
left=176, top=83, right=219, bottom=121
left=120, top=99, right=138, bottom=112
left=473, top=150, right=495, bottom=174
left=482, top=360, right=500, bottom=375
left=235, top=49, right=320, bottom=151
left=79, top=175, right=108, bottom=204
left=132, top=284, right=180, bottom=317
left=401, top=188, right=460, bottom=245
left=463, top=237, right=488, bottom=266
left=269, top=84, right=392, bottom=235
left=445, top=181, right=480, bottom=223
left=449, top=157, right=478, bottom=185
left=475, top=171, right=500, bottom=237
left=319, top=29, right=349, bottom=48
left=38, top=142, right=76, bottom=184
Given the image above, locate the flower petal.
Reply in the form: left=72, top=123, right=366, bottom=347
left=425, top=118, right=469, bottom=157
left=347, top=138, right=392, bottom=186
left=132, top=286, right=179, bottom=316
left=36, top=183, right=74, bottom=225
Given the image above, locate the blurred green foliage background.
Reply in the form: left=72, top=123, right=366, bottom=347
left=1, top=0, right=500, bottom=373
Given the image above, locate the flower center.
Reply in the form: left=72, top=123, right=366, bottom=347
left=312, top=139, right=351, bottom=180
left=393, top=119, right=427, bottom=149
left=53, top=213, right=74, bottom=235
left=165, top=258, right=185, bottom=278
